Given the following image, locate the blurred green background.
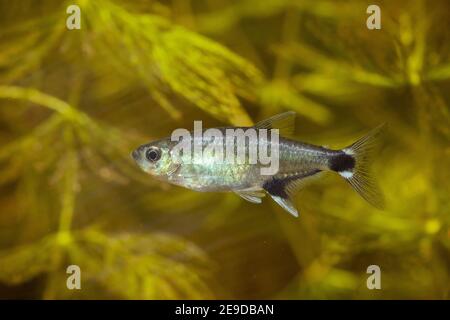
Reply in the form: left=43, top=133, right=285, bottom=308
left=0, top=0, right=449, bottom=299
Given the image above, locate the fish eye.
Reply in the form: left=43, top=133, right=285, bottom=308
left=145, top=147, right=161, bottom=162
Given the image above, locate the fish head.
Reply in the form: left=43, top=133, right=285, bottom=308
left=131, top=138, right=178, bottom=178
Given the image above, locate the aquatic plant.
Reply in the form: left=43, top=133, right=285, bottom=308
left=0, top=0, right=449, bottom=299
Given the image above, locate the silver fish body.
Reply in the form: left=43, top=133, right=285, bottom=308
left=171, top=136, right=332, bottom=188
left=132, top=112, right=385, bottom=217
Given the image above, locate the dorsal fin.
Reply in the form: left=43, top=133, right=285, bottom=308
left=253, top=111, right=296, bottom=137
left=263, top=170, right=322, bottom=217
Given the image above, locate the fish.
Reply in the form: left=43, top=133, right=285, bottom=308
left=131, top=112, right=385, bottom=217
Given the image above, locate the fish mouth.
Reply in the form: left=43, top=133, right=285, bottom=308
left=131, top=149, right=140, bottom=161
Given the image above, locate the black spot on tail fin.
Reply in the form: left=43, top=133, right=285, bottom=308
left=339, top=124, right=386, bottom=209
left=329, top=152, right=355, bottom=172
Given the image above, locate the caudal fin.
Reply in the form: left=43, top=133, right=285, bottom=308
left=330, top=124, right=386, bottom=209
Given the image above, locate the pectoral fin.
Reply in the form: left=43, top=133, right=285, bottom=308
left=234, top=190, right=266, bottom=204
left=167, top=163, right=181, bottom=176
left=263, top=170, right=322, bottom=217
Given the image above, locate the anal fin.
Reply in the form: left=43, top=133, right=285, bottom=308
left=263, top=170, right=321, bottom=217
left=271, top=196, right=298, bottom=217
